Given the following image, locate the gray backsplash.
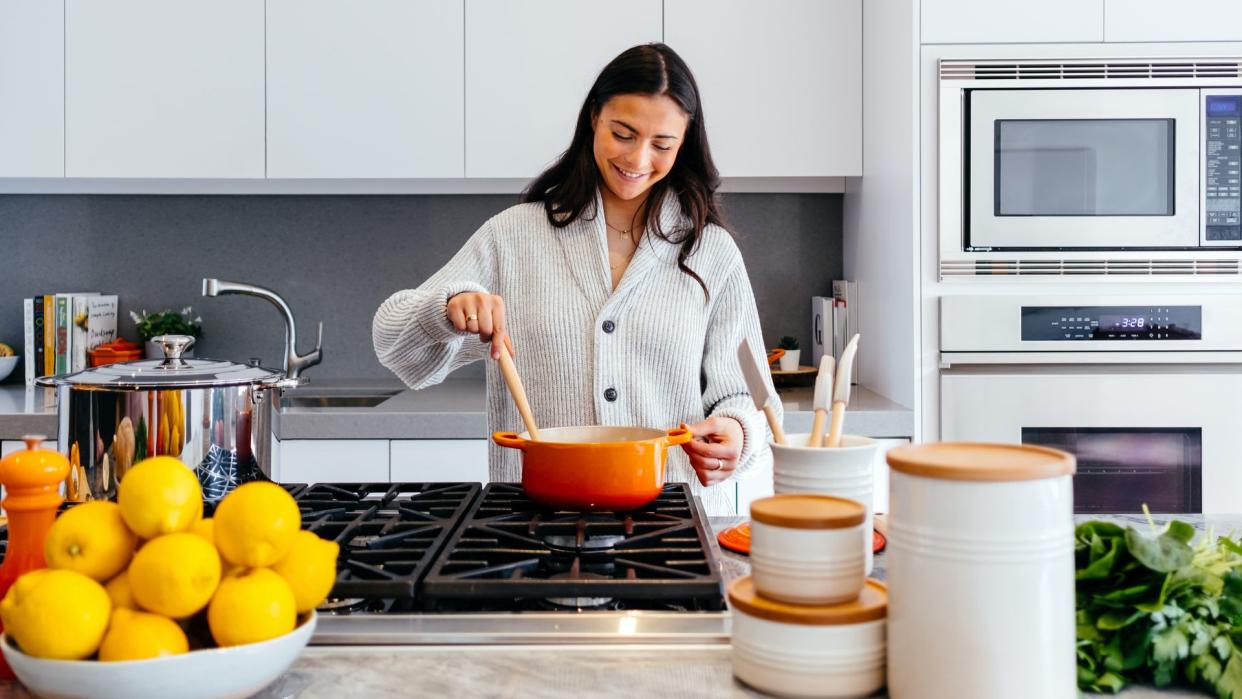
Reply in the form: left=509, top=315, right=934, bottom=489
left=0, top=193, right=841, bottom=382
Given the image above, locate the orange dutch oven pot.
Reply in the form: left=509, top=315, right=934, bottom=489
left=492, top=424, right=693, bottom=511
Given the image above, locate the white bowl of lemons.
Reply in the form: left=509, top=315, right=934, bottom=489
left=2, top=612, right=316, bottom=699
left=0, top=455, right=339, bottom=699
left=0, top=355, right=18, bottom=383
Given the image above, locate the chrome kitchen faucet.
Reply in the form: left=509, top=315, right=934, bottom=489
left=202, top=278, right=323, bottom=379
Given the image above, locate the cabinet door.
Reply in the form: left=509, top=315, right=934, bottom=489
left=0, top=0, right=63, bottom=177
left=922, top=0, right=1103, bottom=43
left=65, top=0, right=264, bottom=178
left=267, top=0, right=464, bottom=178
left=276, top=439, right=389, bottom=484
left=1105, top=0, right=1242, bottom=42
left=465, top=0, right=661, bottom=178
left=390, top=440, right=488, bottom=483
left=665, top=0, right=861, bottom=177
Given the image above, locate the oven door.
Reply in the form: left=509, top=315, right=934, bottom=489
left=967, top=88, right=1200, bottom=250
left=941, top=367, right=1242, bottom=514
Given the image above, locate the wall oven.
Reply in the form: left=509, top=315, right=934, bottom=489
left=939, top=58, right=1242, bottom=278
left=939, top=294, right=1242, bottom=514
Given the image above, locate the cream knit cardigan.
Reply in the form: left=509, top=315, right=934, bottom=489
left=372, top=190, right=782, bottom=515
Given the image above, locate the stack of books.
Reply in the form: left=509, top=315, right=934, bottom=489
left=22, top=293, right=119, bottom=386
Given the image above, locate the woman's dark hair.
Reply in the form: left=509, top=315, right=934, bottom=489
left=522, top=42, right=726, bottom=299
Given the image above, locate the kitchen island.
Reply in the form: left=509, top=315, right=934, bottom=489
left=2, top=513, right=1221, bottom=699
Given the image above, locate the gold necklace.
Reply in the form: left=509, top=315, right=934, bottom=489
left=604, top=221, right=633, bottom=241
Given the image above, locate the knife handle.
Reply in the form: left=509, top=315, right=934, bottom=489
left=763, top=405, right=786, bottom=446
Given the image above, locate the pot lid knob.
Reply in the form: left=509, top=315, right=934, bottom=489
left=151, top=334, right=196, bottom=368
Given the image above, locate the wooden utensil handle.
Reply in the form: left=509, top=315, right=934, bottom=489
left=763, top=405, right=786, bottom=446
left=808, top=409, right=826, bottom=448
left=497, top=343, right=540, bottom=440
left=826, top=400, right=846, bottom=448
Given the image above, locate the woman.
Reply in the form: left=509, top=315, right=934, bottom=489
left=372, top=43, right=781, bottom=515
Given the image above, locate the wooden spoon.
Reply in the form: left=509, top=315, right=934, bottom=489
left=807, top=355, right=834, bottom=447
left=826, top=333, right=860, bottom=448
left=496, top=341, right=540, bottom=440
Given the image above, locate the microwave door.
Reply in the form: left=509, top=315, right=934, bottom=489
left=966, top=89, right=1200, bottom=250
left=940, top=369, right=1242, bottom=514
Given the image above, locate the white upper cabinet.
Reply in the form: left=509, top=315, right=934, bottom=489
left=666, top=0, right=861, bottom=177
left=465, top=0, right=661, bottom=179
left=1104, top=0, right=1242, bottom=42
left=267, top=0, right=464, bottom=178
left=65, top=0, right=264, bottom=178
left=922, top=0, right=1104, bottom=44
left=0, top=1, right=63, bottom=177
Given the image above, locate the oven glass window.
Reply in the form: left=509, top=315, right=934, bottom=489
left=1021, top=427, right=1201, bottom=513
left=995, top=119, right=1174, bottom=217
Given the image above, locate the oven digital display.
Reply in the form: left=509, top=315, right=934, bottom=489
left=1020, top=306, right=1202, bottom=341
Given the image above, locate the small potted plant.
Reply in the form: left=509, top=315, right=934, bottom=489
left=777, top=336, right=801, bottom=371
left=131, top=307, right=203, bottom=359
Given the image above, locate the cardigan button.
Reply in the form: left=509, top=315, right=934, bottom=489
left=602, top=320, right=616, bottom=334
left=604, top=388, right=618, bottom=402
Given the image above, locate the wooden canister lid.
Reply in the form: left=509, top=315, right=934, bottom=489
left=750, top=494, right=866, bottom=529
left=728, top=576, right=887, bottom=625
left=886, top=442, right=1076, bottom=482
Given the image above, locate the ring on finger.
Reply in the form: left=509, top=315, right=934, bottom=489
left=466, top=313, right=479, bottom=322
left=712, top=458, right=724, bottom=471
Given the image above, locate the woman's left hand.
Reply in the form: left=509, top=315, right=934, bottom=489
left=680, top=417, right=744, bottom=486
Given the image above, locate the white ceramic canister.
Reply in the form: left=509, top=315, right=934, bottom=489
left=749, top=494, right=867, bottom=605
left=884, top=443, right=1077, bottom=699
left=729, top=575, right=887, bottom=699
left=771, top=434, right=878, bottom=574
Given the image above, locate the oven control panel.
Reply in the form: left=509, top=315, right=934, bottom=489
left=1205, top=94, right=1242, bottom=242
left=1021, top=306, right=1202, bottom=341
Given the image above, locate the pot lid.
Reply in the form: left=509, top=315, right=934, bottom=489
left=750, top=494, right=866, bottom=530
left=728, top=576, right=887, bottom=625
left=886, top=442, right=1076, bottom=482
left=36, top=335, right=294, bottom=390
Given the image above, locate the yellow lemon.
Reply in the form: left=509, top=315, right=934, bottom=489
left=44, top=501, right=138, bottom=582
left=127, top=532, right=221, bottom=619
left=0, top=569, right=110, bottom=659
left=98, top=608, right=188, bottom=661
left=189, top=517, right=215, bottom=545
left=105, top=570, right=137, bottom=610
left=272, top=530, right=340, bottom=613
left=207, top=568, right=296, bottom=647
left=213, top=482, right=301, bottom=568
left=117, top=456, right=203, bottom=539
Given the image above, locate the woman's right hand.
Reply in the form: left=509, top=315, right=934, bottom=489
left=446, top=291, right=514, bottom=360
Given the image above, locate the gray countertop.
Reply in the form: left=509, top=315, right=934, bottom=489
left=0, top=513, right=1227, bottom=698
left=273, top=378, right=914, bottom=440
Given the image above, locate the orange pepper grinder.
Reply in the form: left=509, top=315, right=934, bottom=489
left=0, top=435, right=70, bottom=679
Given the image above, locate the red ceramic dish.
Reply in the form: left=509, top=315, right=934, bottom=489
left=717, top=521, right=886, bottom=555
left=493, top=425, right=692, bottom=511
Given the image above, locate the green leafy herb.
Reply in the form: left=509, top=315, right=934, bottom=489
left=1077, top=518, right=1242, bottom=697
left=129, top=307, right=203, bottom=342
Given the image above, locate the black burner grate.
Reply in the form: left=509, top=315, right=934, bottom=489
left=290, top=482, right=481, bottom=599
left=421, top=483, right=724, bottom=608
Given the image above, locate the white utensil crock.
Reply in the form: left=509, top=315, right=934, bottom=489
left=884, top=442, right=1076, bottom=699
left=771, top=434, right=877, bottom=574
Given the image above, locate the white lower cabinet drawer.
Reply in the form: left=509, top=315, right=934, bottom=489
left=275, top=439, right=389, bottom=484
left=390, top=439, right=488, bottom=483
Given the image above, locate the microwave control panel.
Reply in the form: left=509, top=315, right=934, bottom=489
left=1205, top=95, right=1242, bottom=241
left=1021, top=306, right=1202, bottom=341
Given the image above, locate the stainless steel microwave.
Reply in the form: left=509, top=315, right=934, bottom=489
left=938, top=58, right=1242, bottom=278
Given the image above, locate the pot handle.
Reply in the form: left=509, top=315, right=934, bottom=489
left=492, top=432, right=527, bottom=450
left=664, top=424, right=693, bottom=447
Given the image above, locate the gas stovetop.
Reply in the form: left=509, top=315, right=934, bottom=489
left=287, top=481, right=730, bottom=646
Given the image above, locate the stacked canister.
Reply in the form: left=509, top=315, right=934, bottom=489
left=884, top=443, right=1077, bottom=699
left=729, top=494, right=887, bottom=698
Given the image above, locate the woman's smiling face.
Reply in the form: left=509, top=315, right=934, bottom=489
left=592, top=93, right=689, bottom=203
